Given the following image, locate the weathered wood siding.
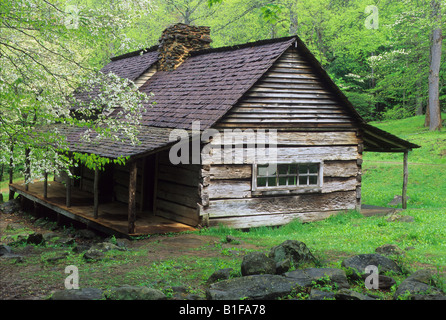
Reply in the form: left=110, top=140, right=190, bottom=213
left=199, top=47, right=363, bottom=229
left=216, top=48, right=355, bottom=129
left=154, top=150, right=200, bottom=226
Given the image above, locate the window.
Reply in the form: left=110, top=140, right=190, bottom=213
left=255, top=163, right=321, bottom=189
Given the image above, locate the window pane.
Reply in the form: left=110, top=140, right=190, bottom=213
left=278, top=177, right=287, bottom=186
left=299, top=165, right=308, bottom=174
left=267, top=177, right=277, bottom=186
left=288, top=176, right=297, bottom=185
left=258, top=165, right=268, bottom=176
left=309, top=176, right=318, bottom=185
left=289, top=165, right=297, bottom=174
left=309, top=164, right=318, bottom=174
left=257, top=177, right=267, bottom=187
left=299, top=176, right=308, bottom=185
left=278, top=165, right=288, bottom=175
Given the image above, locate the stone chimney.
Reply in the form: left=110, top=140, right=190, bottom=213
left=157, top=23, right=212, bottom=71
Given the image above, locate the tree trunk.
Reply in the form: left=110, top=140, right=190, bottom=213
left=427, top=0, right=442, bottom=131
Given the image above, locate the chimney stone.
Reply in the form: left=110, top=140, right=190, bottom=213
left=157, top=23, right=212, bottom=71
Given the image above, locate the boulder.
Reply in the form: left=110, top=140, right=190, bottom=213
left=360, top=273, right=396, bottom=291
left=269, top=240, right=318, bottom=267
left=75, top=229, right=97, bottom=239
left=6, top=223, right=25, bottom=231
left=341, top=253, right=402, bottom=279
left=206, top=274, right=300, bottom=300
left=241, top=252, right=276, bottom=276
left=284, top=268, right=350, bottom=289
left=275, top=258, right=291, bottom=274
left=90, top=242, right=124, bottom=252
left=105, top=285, right=166, bottom=300
left=26, top=233, right=45, bottom=245
left=49, top=288, right=104, bottom=300
left=0, top=199, right=21, bottom=214
left=335, top=289, right=376, bottom=300
left=309, top=289, right=336, bottom=300
left=83, top=248, right=105, bottom=261
left=375, top=244, right=405, bottom=256
left=394, top=269, right=446, bottom=300
left=207, top=268, right=233, bottom=284
left=0, top=245, right=12, bottom=256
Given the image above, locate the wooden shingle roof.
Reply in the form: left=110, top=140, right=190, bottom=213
left=65, top=35, right=419, bottom=159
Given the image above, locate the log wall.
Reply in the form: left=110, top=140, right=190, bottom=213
left=198, top=46, right=363, bottom=229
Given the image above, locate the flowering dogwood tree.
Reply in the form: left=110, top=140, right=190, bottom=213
left=0, top=0, right=154, bottom=198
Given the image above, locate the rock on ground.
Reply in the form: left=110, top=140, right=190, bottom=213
left=49, top=288, right=104, bottom=300
left=269, top=240, right=319, bottom=268
left=105, top=285, right=166, bottom=300
left=241, top=252, right=276, bottom=276
left=206, top=274, right=300, bottom=300
left=341, top=253, right=402, bottom=279
left=394, top=269, right=446, bottom=300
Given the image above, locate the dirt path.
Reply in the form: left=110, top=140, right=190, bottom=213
left=0, top=208, right=263, bottom=300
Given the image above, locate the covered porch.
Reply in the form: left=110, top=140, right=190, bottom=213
left=9, top=180, right=195, bottom=238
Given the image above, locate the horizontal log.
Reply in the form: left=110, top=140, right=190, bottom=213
left=207, top=164, right=252, bottom=180
left=207, top=180, right=252, bottom=199
left=208, top=211, right=340, bottom=228
left=322, top=176, right=358, bottom=193
left=202, top=191, right=357, bottom=218
left=209, top=131, right=358, bottom=147
left=201, top=146, right=359, bottom=165
left=324, top=160, right=359, bottom=177
left=242, top=98, right=338, bottom=105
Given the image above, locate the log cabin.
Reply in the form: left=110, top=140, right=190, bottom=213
left=10, top=23, right=420, bottom=237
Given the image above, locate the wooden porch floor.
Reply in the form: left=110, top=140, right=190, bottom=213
left=9, top=181, right=195, bottom=238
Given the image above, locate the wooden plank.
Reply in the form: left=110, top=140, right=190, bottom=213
left=156, top=199, right=198, bottom=226
left=157, top=163, right=199, bottom=187
left=207, top=180, right=252, bottom=199
left=128, top=161, right=137, bottom=234
left=202, top=191, right=357, bottom=218
left=242, top=98, right=338, bottom=105
left=230, top=107, right=347, bottom=114
left=156, top=180, right=199, bottom=208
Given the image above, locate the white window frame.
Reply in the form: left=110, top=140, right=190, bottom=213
left=252, top=161, right=324, bottom=195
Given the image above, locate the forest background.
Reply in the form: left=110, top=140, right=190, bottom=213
left=0, top=0, right=444, bottom=188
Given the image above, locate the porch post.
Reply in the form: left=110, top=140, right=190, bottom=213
left=43, top=172, right=48, bottom=199
left=66, top=172, right=71, bottom=208
left=128, top=161, right=138, bottom=234
left=93, top=167, right=99, bottom=219
left=402, top=151, right=409, bottom=209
